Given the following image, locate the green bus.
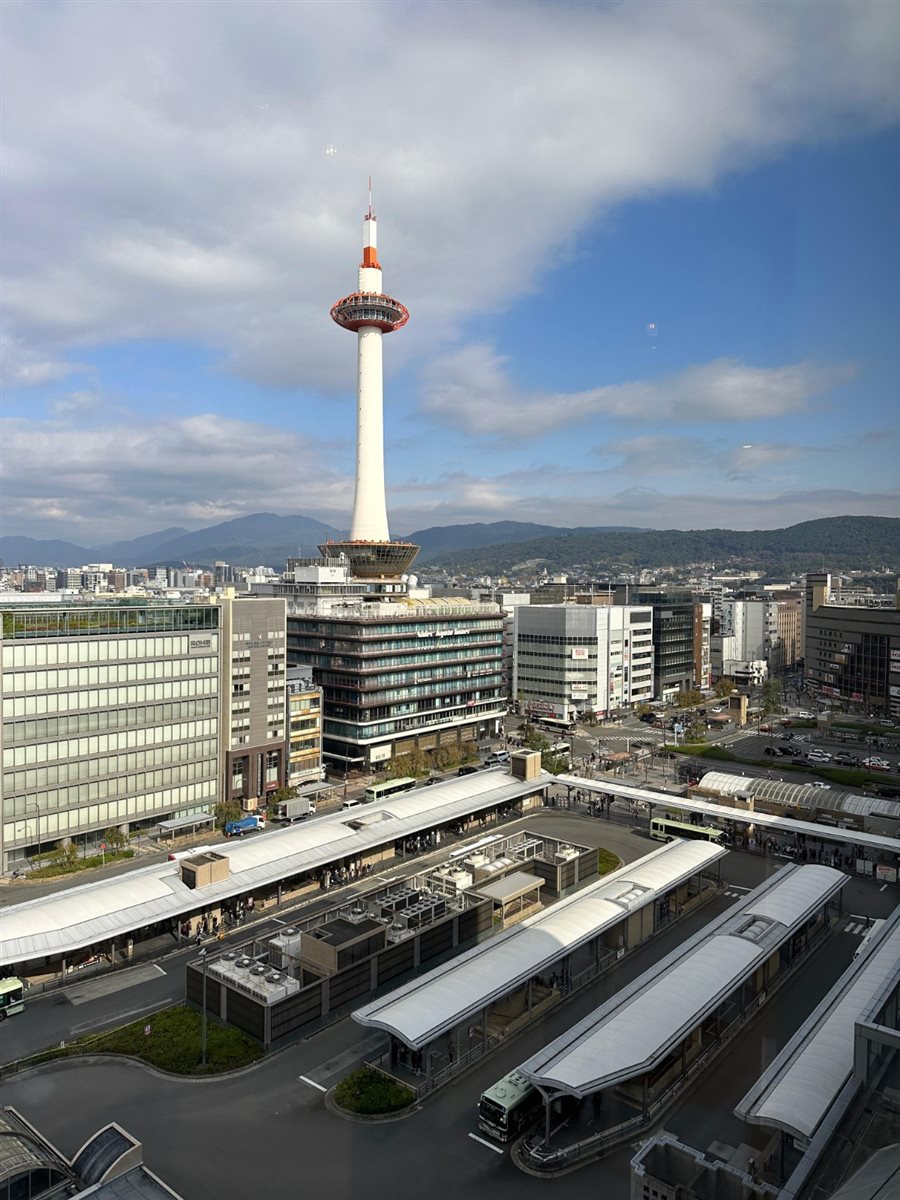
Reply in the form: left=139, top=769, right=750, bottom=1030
left=363, top=776, right=417, bottom=804
left=477, top=1069, right=543, bottom=1142
left=650, top=816, right=728, bottom=844
left=0, top=976, right=25, bottom=1020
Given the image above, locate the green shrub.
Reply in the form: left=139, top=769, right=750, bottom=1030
left=598, top=849, right=620, bottom=875
left=333, top=1066, right=415, bottom=1114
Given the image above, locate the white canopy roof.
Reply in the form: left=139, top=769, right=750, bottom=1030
left=736, top=905, right=900, bottom=1140
left=555, top=774, right=900, bottom=854
left=352, top=840, right=726, bottom=1049
left=1, top=769, right=549, bottom=966
left=519, top=863, right=846, bottom=1097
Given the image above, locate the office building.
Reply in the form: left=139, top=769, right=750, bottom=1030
left=0, top=602, right=220, bottom=872
left=286, top=667, right=323, bottom=786
left=214, top=591, right=288, bottom=811
left=513, top=603, right=654, bottom=723
left=287, top=589, right=505, bottom=772
left=803, top=575, right=900, bottom=715
left=614, top=586, right=694, bottom=700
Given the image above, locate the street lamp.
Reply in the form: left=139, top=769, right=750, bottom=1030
left=199, top=948, right=208, bottom=1068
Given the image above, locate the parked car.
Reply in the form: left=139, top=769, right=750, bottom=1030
left=807, top=749, right=832, bottom=762
left=484, top=750, right=510, bottom=765
left=834, top=753, right=860, bottom=766
left=457, top=765, right=478, bottom=776
left=811, top=782, right=831, bottom=789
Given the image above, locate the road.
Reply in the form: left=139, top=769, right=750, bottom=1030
left=3, top=839, right=895, bottom=1200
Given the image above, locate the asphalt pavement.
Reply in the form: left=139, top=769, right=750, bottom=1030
left=3, top=835, right=895, bottom=1200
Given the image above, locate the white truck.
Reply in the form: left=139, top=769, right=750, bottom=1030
left=275, top=796, right=316, bottom=823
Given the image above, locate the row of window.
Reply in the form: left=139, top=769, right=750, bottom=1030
left=1, top=606, right=218, bottom=641
left=5, top=655, right=218, bottom=693
left=305, top=649, right=502, bottom=675
left=2, top=698, right=218, bottom=744
left=2, top=633, right=217, bottom=667
left=291, top=618, right=502, bottom=640
left=3, top=719, right=217, bottom=767
left=325, top=674, right=504, bottom=708
left=324, top=696, right=505, bottom=741
left=2, top=780, right=216, bottom=837
left=2, top=677, right=218, bottom=718
left=4, top=739, right=218, bottom=793
left=2, top=757, right=217, bottom=813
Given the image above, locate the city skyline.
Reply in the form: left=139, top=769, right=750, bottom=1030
left=2, top=1, right=899, bottom=542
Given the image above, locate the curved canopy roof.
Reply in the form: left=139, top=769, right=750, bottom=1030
left=696, top=772, right=900, bottom=822
left=519, top=863, right=846, bottom=1098
left=736, top=906, right=900, bottom=1141
left=1, top=769, right=549, bottom=966
left=554, top=774, right=900, bottom=854
left=352, top=840, right=726, bottom=1049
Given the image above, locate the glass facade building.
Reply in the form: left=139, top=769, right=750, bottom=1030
left=0, top=604, right=220, bottom=870
left=287, top=599, right=505, bottom=770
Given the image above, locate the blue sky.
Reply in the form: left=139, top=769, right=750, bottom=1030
left=2, top=0, right=899, bottom=545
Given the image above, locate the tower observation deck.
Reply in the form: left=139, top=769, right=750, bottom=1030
left=321, top=188, right=419, bottom=579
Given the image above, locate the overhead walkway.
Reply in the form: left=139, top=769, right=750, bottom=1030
left=516, top=864, right=846, bottom=1171
left=554, top=774, right=900, bottom=857
left=0, top=769, right=550, bottom=973
left=735, top=905, right=900, bottom=1197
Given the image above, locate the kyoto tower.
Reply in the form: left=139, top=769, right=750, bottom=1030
left=320, top=184, right=419, bottom=578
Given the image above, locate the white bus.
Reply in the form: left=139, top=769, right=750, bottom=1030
left=363, top=777, right=417, bottom=804
left=0, top=976, right=25, bottom=1020
left=477, top=1069, right=543, bottom=1142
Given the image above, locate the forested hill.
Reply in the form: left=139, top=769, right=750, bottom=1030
left=423, top=516, right=900, bottom=575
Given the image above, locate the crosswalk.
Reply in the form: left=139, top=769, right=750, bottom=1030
left=843, top=921, right=871, bottom=936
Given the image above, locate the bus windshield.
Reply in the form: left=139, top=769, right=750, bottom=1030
left=0, top=977, right=25, bottom=1018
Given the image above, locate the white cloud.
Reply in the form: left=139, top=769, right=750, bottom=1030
left=422, top=347, right=854, bottom=435
left=0, top=410, right=354, bottom=540
left=0, top=333, right=89, bottom=387
left=2, top=1, right=899, bottom=387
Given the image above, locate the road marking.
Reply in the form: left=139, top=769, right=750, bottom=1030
left=270, top=917, right=287, bottom=925
left=71, top=999, right=166, bottom=1035
left=66, top=962, right=167, bottom=1005
left=880, top=884, right=888, bottom=892
left=468, top=1133, right=504, bottom=1155
left=299, top=1075, right=327, bottom=1092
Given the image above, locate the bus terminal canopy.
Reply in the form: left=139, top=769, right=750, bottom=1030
left=352, top=840, right=726, bottom=1050
left=736, top=904, right=900, bottom=1144
left=1, top=769, right=550, bottom=967
left=519, top=864, right=846, bottom=1099
left=553, top=774, right=900, bottom=857
left=157, top=814, right=215, bottom=836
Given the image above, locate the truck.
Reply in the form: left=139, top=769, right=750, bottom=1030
left=275, top=796, right=316, bottom=823
left=224, top=815, right=266, bottom=837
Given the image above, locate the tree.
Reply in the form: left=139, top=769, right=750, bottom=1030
left=714, top=678, right=736, bottom=698
left=760, top=679, right=784, bottom=716
left=267, top=786, right=297, bottom=808
left=102, top=826, right=128, bottom=852
left=215, top=800, right=242, bottom=830
left=675, top=689, right=702, bottom=709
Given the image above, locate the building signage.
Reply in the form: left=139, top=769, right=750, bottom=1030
left=570, top=684, right=589, bottom=697
left=189, top=634, right=214, bottom=654
left=875, top=864, right=897, bottom=884
left=571, top=647, right=589, bottom=660
left=369, top=745, right=392, bottom=763
left=891, top=648, right=900, bottom=668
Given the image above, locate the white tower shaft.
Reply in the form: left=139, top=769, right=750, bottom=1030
left=351, top=325, right=390, bottom=540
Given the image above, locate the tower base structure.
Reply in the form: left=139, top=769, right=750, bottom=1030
left=318, top=539, right=420, bottom=580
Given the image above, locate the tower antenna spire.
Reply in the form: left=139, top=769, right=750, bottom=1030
left=368, top=175, right=374, bottom=218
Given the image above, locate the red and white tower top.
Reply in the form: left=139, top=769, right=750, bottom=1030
left=330, top=180, right=410, bottom=333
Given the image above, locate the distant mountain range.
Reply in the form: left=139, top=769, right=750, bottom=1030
left=423, top=515, right=900, bottom=575
left=1, top=513, right=898, bottom=574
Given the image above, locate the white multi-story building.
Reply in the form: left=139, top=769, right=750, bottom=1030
left=720, top=599, right=778, bottom=662
left=513, top=604, right=654, bottom=723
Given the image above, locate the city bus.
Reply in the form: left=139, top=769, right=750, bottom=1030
left=477, top=1069, right=543, bottom=1142
left=649, top=817, right=729, bottom=844
left=363, top=777, right=417, bottom=804
left=0, top=976, right=25, bottom=1020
